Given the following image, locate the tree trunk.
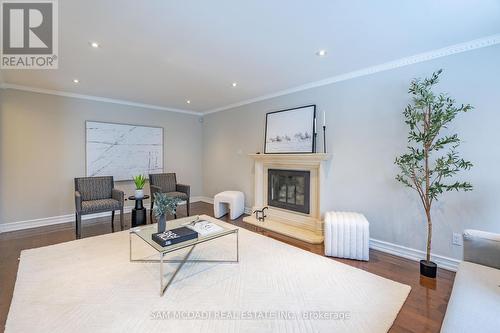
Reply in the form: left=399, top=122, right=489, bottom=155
left=424, top=105, right=432, bottom=263
left=425, top=208, right=432, bottom=262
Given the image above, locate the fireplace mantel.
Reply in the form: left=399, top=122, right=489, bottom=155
left=248, top=153, right=331, bottom=163
left=243, top=153, right=331, bottom=244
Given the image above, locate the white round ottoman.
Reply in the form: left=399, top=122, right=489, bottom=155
left=214, top=191, right=245, bottom=220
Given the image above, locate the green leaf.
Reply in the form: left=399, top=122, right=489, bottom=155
left=395, top=69, right=473, bottom=207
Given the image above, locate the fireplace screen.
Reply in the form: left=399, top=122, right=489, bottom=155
left=268, top=169, right=310, bottom=214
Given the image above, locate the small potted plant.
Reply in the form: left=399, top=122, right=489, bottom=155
left=152, top=192, right=181, bottom=232
left=133, top=174, right=146, bottom=199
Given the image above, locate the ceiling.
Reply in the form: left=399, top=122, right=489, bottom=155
left=1, top=0, right=499, bottom=113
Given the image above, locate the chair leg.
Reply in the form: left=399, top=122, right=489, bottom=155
left=186, top=198, right=190, bottom=216
left=111, top=211, right=115, bottom=233
left=120, top=208, right=124, bottom=230
left=150, top=201, right=154, bottom=223
left=76, top=213, right=82, bottom=239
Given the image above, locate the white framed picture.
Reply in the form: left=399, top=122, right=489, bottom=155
left=86, top=121, right=163, bottom=181
left=264, top=105, right=316, bottom=153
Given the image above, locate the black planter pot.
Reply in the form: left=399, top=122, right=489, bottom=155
left=420, top=260, right=437, bottom=278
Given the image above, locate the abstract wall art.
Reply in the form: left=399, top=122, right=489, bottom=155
left=86, top=121, right=163, bottom=181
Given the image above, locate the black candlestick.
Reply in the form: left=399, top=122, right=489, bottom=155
left=313, top=132, right=318, bottom=153
left=323, top=125, right=327, bottom=153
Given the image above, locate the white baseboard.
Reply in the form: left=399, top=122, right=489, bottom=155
left=0, top=198, right=461, bottom=271
left=194, top=196, right=213, bottom=204
left=198, top=196, right=253, bottom=214
left=0, top=197, right=206, bottom=234
left=197, top=196, right=251, bottom=213
left=198, top=199, right=460, bottom=270
left=369, top=238, right=460, bottom=272
left=0, top=205, right=136, bottom=233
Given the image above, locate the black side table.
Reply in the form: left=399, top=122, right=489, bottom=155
left=128, top=195, right=150, bottom=227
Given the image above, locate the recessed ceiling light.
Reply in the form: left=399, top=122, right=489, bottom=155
left=73, top=79, right=79, bottom=84
left=89, top=41, right=100, bottom=48
left=232, top=82, right=238, bottom=87
left=186, top=100, right=191, bottom=104
left=316, top=49, right=327, bottom=57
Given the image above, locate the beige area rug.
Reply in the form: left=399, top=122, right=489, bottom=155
left=6, top=215, right=410, bottom=333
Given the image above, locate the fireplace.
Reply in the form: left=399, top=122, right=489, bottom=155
left=268, top=169, right=310, bottom=214
left=245, top=153, right=331, bottom=244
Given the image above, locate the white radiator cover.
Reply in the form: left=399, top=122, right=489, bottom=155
left=324, top=211, right=370, bottom=261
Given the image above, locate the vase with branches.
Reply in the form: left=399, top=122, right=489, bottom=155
left=395, top=69, right=473, bottom=278
left=153, top=192, right=181, bottom=233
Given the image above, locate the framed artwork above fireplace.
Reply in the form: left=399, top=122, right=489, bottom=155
left=264, top=105, right=316, bottom=154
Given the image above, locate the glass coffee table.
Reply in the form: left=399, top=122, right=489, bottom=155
left=129, top=215, right=239, bottom=296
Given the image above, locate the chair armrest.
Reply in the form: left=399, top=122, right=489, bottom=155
left=75, top=191, right=82, bottom=212
left=150, top=185, right=162, bottom=201
left=463, top=229, right=500, bottom=269
left=112, top=188, right=124, bottom=206
left=176, top=183, right=190, bottom=197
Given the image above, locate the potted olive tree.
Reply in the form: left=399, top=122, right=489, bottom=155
left=395, top=69, right=473, bottom=278
left=152, top=192, right=181, bottom=233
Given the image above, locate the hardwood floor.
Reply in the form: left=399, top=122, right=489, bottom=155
left=0, top=202, right=454, bottom=332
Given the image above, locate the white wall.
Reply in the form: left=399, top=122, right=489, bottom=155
left=0, top=89, right=203, bottom=224
left=1, top=45, right=499, bottom=262
left=202, top=45, right=500, bottom=260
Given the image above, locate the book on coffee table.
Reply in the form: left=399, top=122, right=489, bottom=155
left=152, top=226, right=198, bottom=247
left=185, top=220, right=224, bottom=236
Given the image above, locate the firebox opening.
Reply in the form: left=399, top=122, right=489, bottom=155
left=268, top=169, right=310, bottom=214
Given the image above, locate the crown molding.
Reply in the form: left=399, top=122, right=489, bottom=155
left=203, top=33, right=500, bottom=114
left=0, top=83, right=202, bottom=116
left=2, top=34, right=499, bottom=116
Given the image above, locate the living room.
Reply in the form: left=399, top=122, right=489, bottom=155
left=1, top=1, right=499, bottom=332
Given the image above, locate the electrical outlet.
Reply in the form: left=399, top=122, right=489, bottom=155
left=452, top=232, right=463, bottom=246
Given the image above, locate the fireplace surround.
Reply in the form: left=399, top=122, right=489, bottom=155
left=243, top=153, right=331, bottom=244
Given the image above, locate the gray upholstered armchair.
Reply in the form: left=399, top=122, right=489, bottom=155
left=74, top=176, right=124, bottom=239
left=149, top=173, right=190, bottom=221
